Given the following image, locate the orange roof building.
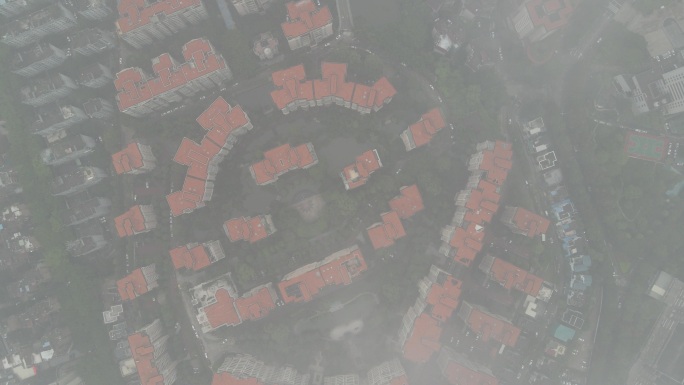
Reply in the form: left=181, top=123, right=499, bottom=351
left=468, top=140, right=513, bottom=186
left=401, top=108, right=446, bottom=151
left=512, top=0, right=574, bottom=43
left=271, top=62, right=396, bottom=115
left=124, top=319, right=178, bottom=385
left=458, top=302, right=521, bottom=348
left=389, top=184, right=424, bottom=219
left=115, top=38, right=232, bottom=117
left=367, top=211, right=407, bottom=250
left=401, top=313, right=442, bottom=363
left=278, top=245, right=367, bottom=304
left=116, top=264, right=159, bottom=301
left=437, top=348, right=499, bottom=385
left=114, top=205, right=156, bottom=238
left=169, top=240, right=225, bottom=272
left=281, top=0, right=333, bottom=50
left=421, top=266, right=463, bottom=322
left=212, top=372, right=263, bottom=385
left=479, top=255, right=545, bottom=297
left=116, top=0, right=208, bottom=49
left=167, top=97, right=252, bottom=217
left=341, top=149, right=383, bottom=190
left=250, top=143, right=318, bottom=185
left=501, top=206, right=550, bottom=238
left=192, top=277, right=278, bottom=332
left=112, top=142, right=156, bottom=175
left=223, top=215, right=276, bottom=243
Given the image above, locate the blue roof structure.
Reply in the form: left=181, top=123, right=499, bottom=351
left=554, top=324, right=576, bottom=343
left=570, top=255, right=592, bottom=273
left=570, top=274, right=592, bottom=291
left=552, top=199, right=576, bottom=222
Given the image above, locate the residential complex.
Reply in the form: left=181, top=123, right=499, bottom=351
left=121, top=319, right=178, bottom=385
left=213, top=354, right=310, bottom=385
left=62, top=197, right=111, bottom=226
left=1, top=3, right=77, bottom=48
left=367, top=211, right=406, bottom=250
left=0, top=0, right=49, bottom=17
left=116, top=264, right=159, bottom=301
left=74, top=0, right=112, bottom=20
left=457, top=302, right=521, bottom=348
left=478, top=255, right=546, bottom=298
left=437, top=348, right=499, bottom=385
left=500, top=206, right=550, bottom=238
left=270, top=62, right=396, bottom=115
left=278, top=245, right=367, bottom=303
left=78, top=62, right=113, bottom=89
left=340, top=149, right=382, bottom=190
left=11, top=42, right=66, bottom=78
left=116, top=0, right=209, bottom=48
left=250, top=142, right=318, bottom=185
left=112, top=142, right=157, bottom=175
left=41, top=134, right=97, bottom=166
left=388, top=185, right=424, bottom=219
left=614, top=64, right=684, bottom=116
left=20, top=72, right=78, bottom=107
left=401, top=108, right=446, bottom=151
left=115, top=38, right=232, bottom=117
left=281, top=0, right=333, bottom=50
left=31, top=103, right=88, bottom=136
left=169, top=240, right=225, bottom=272
left=223, top=215, right=276, bottom=243
left=83, top=97, right=115, bottom=119
left=50, top=166, right=106, bottom=196
left=69, top=28, right=116, bottom=56
left=191, top=277, right=278, bottom=332
left=398, top=265, right=462, bottom=363
left=232, top=0, right=273, bottom=16
left=510, top=0, right=574, bottom=43
left=114, top=205, right=157, bottom=238
left=167, top=97, right=253, bottom=216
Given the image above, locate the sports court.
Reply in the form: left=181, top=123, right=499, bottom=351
left=624, top=131, right=669, bottom=162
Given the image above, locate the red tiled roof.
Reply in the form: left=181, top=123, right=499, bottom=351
left=526, top=0, right=574, bottom=33
left=509, top=207, right=550, bottom=237
left=278, top=246, right=367, bottom=303
left=448, top=223, right=484, bottom=266
left=425, top=275, right=462, bottom=322
left=477, top=141, right=513, bottom=186
left=488, top=257, right=544, bottom=296
left=367, top=211, right=407, bottom=250
left=250, top=143, right=316, bottom=185
left=408, top=108, right=446, bottom=148
left=117, top=268, right=150, bottom=301
left=234, top=285, right=277, bottom=321
left=116, top=0, right=204, bottom=34
left=114, top=205, right=149, bottom=238
left=389, top=184, right=424, bottom=219
left=115, top=38, right=227, bottom=112
left=127, top=332, right=164, bottom=385
left=270, top=64, right=309, bottom=109
left=112, top=142, right=145, bottom=175
left=341, top=149, right=382, bottom=190
left=203, top=288, right=241, bottom=328
left=169, top=243, right=211, bottom=271
left=443, top=360, right=499, bottom=385
left=463, top=189, right=499, bottom=225
left=402, top=313, right=442, bottom=363
left=224, top=216, right=271, bottom=243
left=212, top=372, right=263, bottom=385
left=281, top=0, right=332, bottom=38
left=467, top=308, right=521, bottom=347
left=370, top=77, right=397, bottom=108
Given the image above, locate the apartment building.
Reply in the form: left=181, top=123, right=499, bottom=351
left=112, top=142, right=156, bottom=175
left=31, top=102, right=88, bottom=136
left=457, top=301, right=521, bottom=348
left=167, top=97, right=252, bottom=216
left=0, top=0, right=50, bottom=17
left=367, top=211, right=406, bottom=250
left=389, top=184, right=425, bottom=219
left=78, top=62, right=113, bottom=89
left=479, top=254, right=546, bottom=297
left=281, top=0, right=333, bottom=50
left=74, top=0, right=113, bottom=20
left=41, top=134, right=96, bottom=166
left=232, top=0, right=273, bottom=15
left=11, top=42, right=66, bottom=78
left=122, top=319, right=178, bottom=385
left=117, top=264, right=159, bottom=301
left=20, top=72, right=78, bottom=107
left=366, top=359, right=409, bottom=385
left=67, top=234, right=108, bottom=257
left=69, top=28, right=116, bottom=56
left=214, top=354, right=310, bottom=385
left=50, top=166, right=106, bottom=196
left=401, top=108, right=446, bottom=151
left=340, top=149, right=382, bottom=190
left=500, top=206, right=550, bottom=238
left=114, top=205, right=157, bottom=238
left=62, top=197, right=112, bottom=226
left=115, top=38, right=232, bottom=117
left=2, top=3, right=77, bottom=47
left=169, top=240, right=225, bottom=271
left=437, top=348, right=499, bottom=385
left=83, top=97, right=115, bottom=119
left=116, top=0, right=209, bottom=48
left=250, top=142, right=318, bottom=185
left=511, top=0, right=574, bottom=43
left=224, top=215, right=276, bottom=243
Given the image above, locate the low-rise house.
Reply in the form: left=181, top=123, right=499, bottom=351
left=500, top=206, right=550, bottom=238
left=169, top=240, right=225, bottom=272
left=6, top=263, right=51, bottom=302
left=367, top=211, right=406, bottom=250
left=457, top=302, right=521, bottom=348
left=479, top=255, right=545, bottom=297
left=389, top=185, right=424, bottom=219
left=116, top=264, right=159, bottom=301
left=569, top=254, right=591, bottom=273
left=112, top=142, right=156, bottom=175
left=250, top=143, right=318, bottom=185
left=340, top=149, right=382, bottom=190
left=401, top=108, right=446, bottom=151
left=114, top=205, right=156, bottom=238
left=224, top=215, right=276, bottom=243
